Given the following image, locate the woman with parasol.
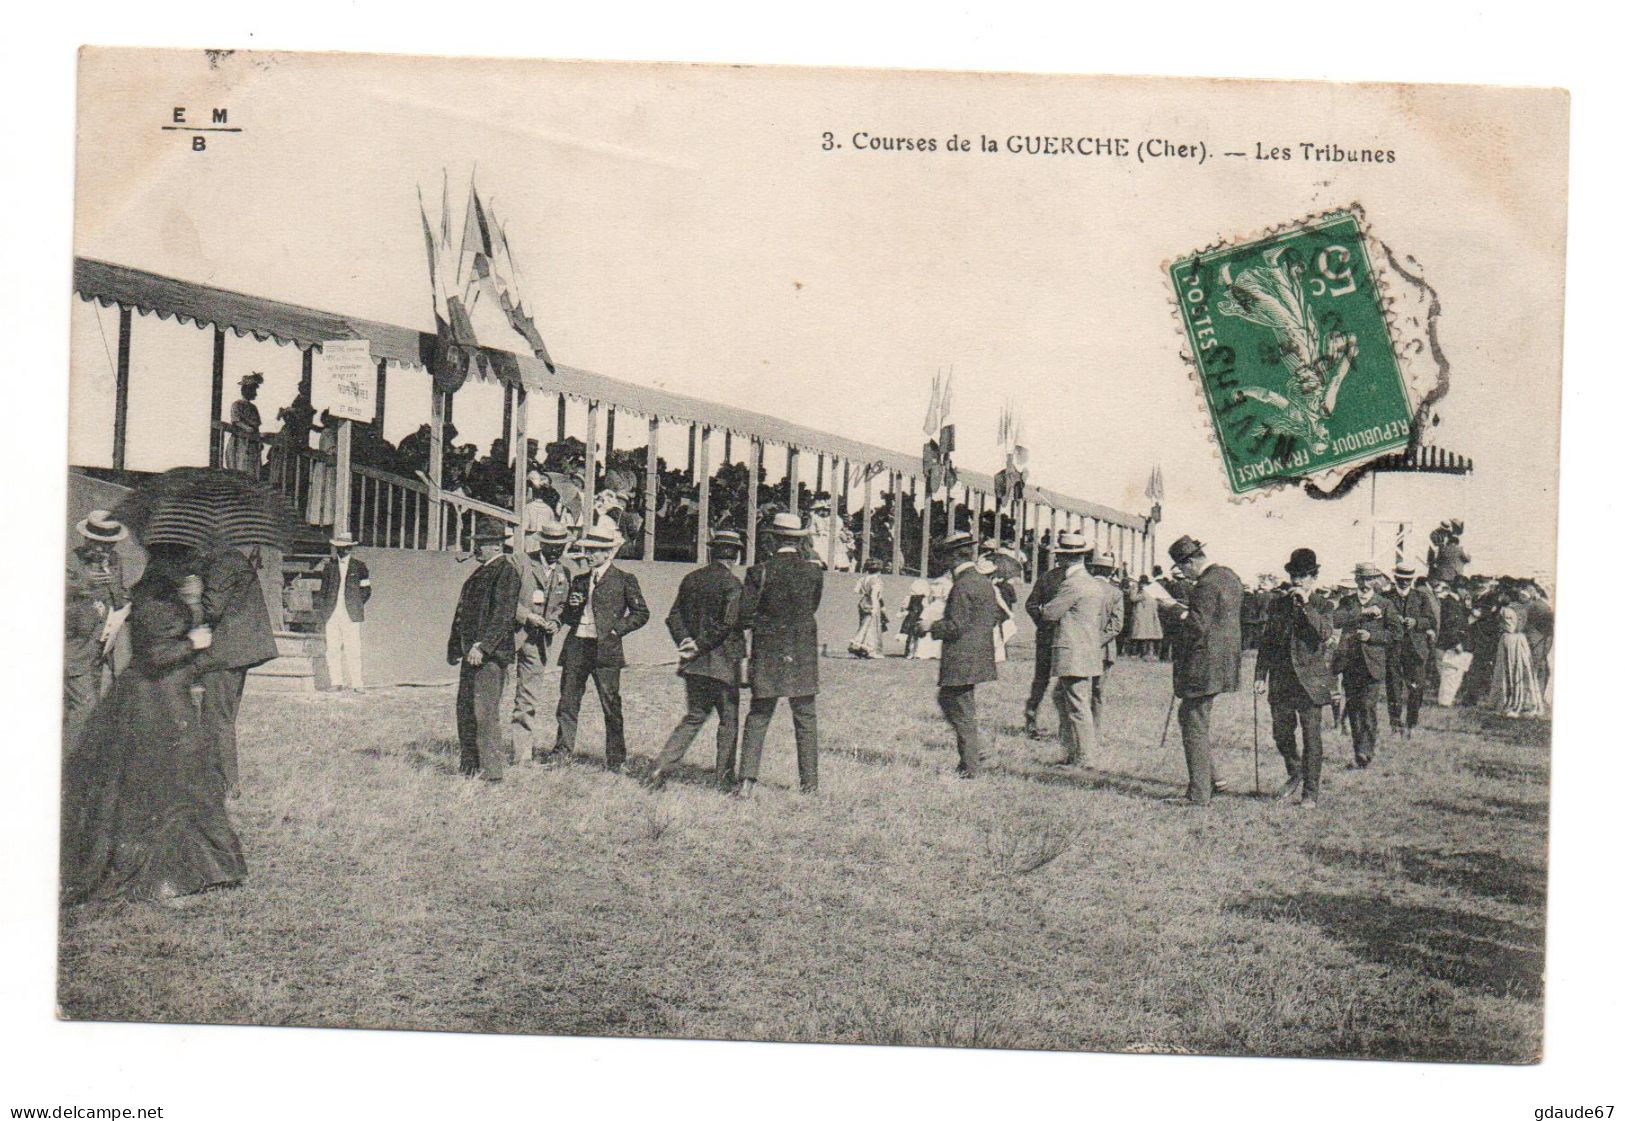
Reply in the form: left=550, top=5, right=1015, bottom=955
left=61, top=469, right=291, bottom=907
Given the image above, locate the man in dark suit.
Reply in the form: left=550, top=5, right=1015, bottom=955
left=736, top=513, right=824, bottom=796
left=1333, top=561, right=1402, bottom=768
left=1385, top=563, right=1439, bottom=736
left=316, top=533, right=371, bottom=690
left=1165, top=535, right=1243, bottom=806
left=1254, top=548, right=1335, bottom=807
left=650, top=529, right=747, bottom=789
left=1022, top=548, right=1071, bottom=736
left=931, top=532, right=1003, bottom=777
left=196, top=543, right=280, bottom=798
left=549, top=518, right=650, bottom=771
left=447, top=522, right=522, bottom=781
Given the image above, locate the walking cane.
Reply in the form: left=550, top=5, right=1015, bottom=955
left=1157, top=692, right=1177, bottom=761
left=1251, top=690, right=1262, bottom=795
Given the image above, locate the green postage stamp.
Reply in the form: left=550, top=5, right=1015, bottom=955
left=1169, top=208, right=1414, bottom=495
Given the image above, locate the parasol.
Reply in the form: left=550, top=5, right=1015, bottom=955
left=113, top=467, right=297, bottom=553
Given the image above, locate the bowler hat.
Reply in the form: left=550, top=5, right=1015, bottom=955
left=472, top=521, right=509, bottom=544
left=765, top=512, right=811, bottom=537
left=1168, top=535, right=1205, bottom=565
left=1353, top=560, right=1384, bottom=580
left=1285, top=547, right=1319, bottom=577
left=708, top=528, right=745, bottom=551
left=941, top=530, right=978, bottom=553
left=1053, top=531, right=1093, bottom=555
left=76, top=509, right=127, bottom=544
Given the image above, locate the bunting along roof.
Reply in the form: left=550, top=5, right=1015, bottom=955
left=72, top=257, right=1143, bottom=527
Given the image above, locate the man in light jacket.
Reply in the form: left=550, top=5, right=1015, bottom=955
left=1040, top=532, right=1119, bottom=766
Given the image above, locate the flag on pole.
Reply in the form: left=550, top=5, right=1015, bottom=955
left=1145, top=465, right=1165, bottom=502
left=476, top=199, right=556, bottom=372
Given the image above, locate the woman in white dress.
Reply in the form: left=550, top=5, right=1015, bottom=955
left=911, top=574, right=952, bottom=660
left=847, top=563, right=887, bottom=657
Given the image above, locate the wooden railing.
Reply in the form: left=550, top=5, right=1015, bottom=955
left=211, top=422, right=517, bottom=551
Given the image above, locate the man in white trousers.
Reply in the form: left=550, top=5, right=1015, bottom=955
left=318, top=533, right=371, bottom=689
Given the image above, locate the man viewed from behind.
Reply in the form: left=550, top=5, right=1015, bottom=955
left=930, top=531, right=1003, bottom=778
left=650, top=528, right=748, bottom=790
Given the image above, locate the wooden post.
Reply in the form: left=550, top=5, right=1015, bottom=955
left=644, top=416, right=659, bottom=561
left=917, top=474, right=930, bottom=578
left=111, top=305, right=132, bottom=470
left=993, top=495, right=1004, bottom=551
left=511, top=384, right=528, bottom=530
left=333, top=417, right=354, bottom=536
left=723, top=431, right=733, bottom=464
left=787, top=446, right=800, bottom=516
left=605, top=407, right=616, bottom=458
left=584, top=401, right=600, bottom=528
left=695, top=425, right=711, bottom=560
left=374, top=358, right=388, bottom=438
left=828, top=456, right=842, bottom=569
left=501, top=384, right=514, bottom=451
left=206, top=325, right=226, bottom=467
left=889, top=470, right=903, bottom=575
left=815, top=453, right=825, bottom=495
left=556, top=394, right=567, bottom=442
left=860, top=468, right=873, bottom=571
left=687, top=424, right=697, bottom=477
left=746, top=437, right=761, bottom=563
left=428, top=388, right=446, bottom=549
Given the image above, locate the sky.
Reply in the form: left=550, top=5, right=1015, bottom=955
left=69, top=51, right=1568, bottom=581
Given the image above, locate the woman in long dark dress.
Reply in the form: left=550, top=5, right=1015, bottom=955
left=61, top=545, right=246, bottom=906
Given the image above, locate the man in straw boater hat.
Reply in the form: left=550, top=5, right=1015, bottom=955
left=64, top=510, right=131, bottom=740
left=1039, top=531, right=1116, bottom=766
left=649, top=528, right=749, bottom=790
left=1385, top=562, right=1440, bottom=738
left=736, top=512, right=824, bottom=796
left=1163, top=534, right=1243, bottom=806
left=1021, top=533, right=1076, bottom=737
left=315, top=532, right=372, bottom=691
left=509, top=521, right=572, bottom=763
left=929, top=530, right=1004, bottom=777
left=1254, top=547, right=1336, bottom=808
left=1084, top=547, right=1127, bottom=741
left=447, top=519, right=523, bottom=782
left=548, top=517, right=650, bottom=772
left=1333, top=560, right=1403, bottom=768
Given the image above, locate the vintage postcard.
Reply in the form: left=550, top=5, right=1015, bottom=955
left=60, top=49, right=1567, bottom=1065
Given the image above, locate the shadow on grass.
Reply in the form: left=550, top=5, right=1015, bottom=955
left=1310, top=844, right=1547, bottom=908
left=399, top=737, right=462, bottom=777
left=1229, top=892, right=1545, bottom=999
left=1015, top=764, right=1177, bottom=802
left=1420, top=795, right=1548, bottom=826
left=1461, top=758, right=1548, bottom=784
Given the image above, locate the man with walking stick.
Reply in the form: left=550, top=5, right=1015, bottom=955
left=1163, top=535, right=1243, bottom=807
left=1254, top=547, right=1335, bottom=808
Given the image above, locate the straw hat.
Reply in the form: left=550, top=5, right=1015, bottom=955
left=578, top=518, right=625, bottom=550
left=328, top=532, right=357, bottom=549
left=708, top=528, right=745, bottom=551
left=76, top=510, right=128, bottom=543
left=765, top=512, right=811, bottom=537
left=1052, top=531, right=1093, bottom=556
left=1353, top=560, right=1384, bottom=580
left=940, top=530, right=978, bottom=553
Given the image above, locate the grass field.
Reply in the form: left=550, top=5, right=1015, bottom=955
left=57, top=648, right=1548, bottom=1062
